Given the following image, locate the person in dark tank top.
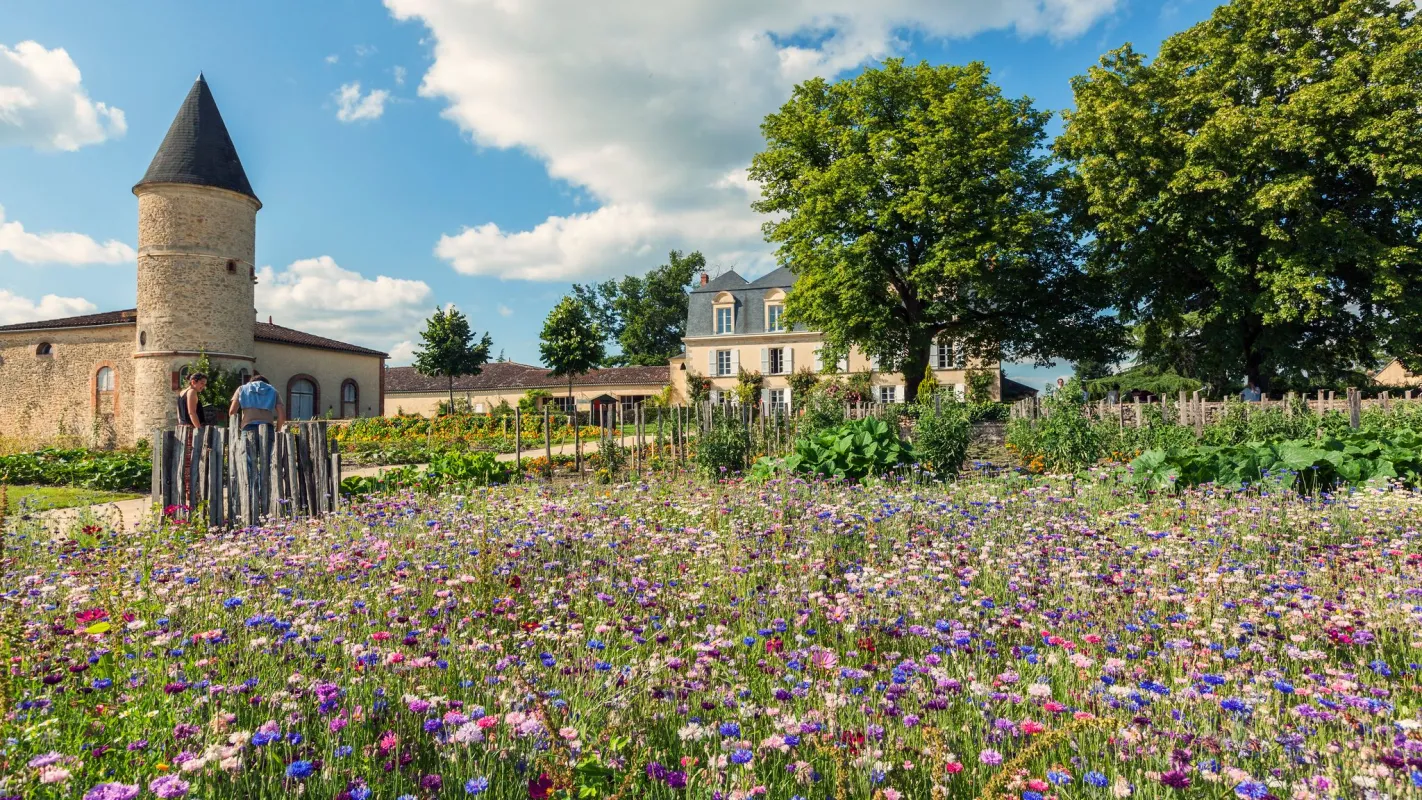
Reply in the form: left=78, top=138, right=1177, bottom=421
left=178, top=373, right=207, bottom=428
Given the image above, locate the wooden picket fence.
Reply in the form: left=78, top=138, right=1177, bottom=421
left=151, top=419, right=342, bottom=527
left=1011, top=388, right=1422, bottom=432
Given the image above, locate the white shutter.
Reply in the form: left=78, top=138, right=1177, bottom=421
left=838, top=356, right=849, bottom=372
left=760, top=347, right=769, bottom=374
left=786, top=348, right=794, bottom=372
left=896, top=384, right=905, bottom=404
left=761, top=387, right=769, bottom=408
left=813, top=349, right=823, bottom=371
left=730, top=349, right=740, bottom=373
left=954, top=382, right=966, bottom=401
left=930, top=342, right=941, bottom=369
left=708, top=349, right=716, bottom=375
left=784, top=386, right=792, bottom=413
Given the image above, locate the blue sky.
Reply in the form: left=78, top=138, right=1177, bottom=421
left=0, top=0, right=1219, bottom=388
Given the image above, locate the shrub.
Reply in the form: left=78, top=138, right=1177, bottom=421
left=696, top=409, right=751, bottom=477
left=916, top=365, right=940, bottom=400
left=1007, top=379, right=1101, bottom=471
left=0, top=448, right=150, bottom=492
left=787, top=366, right=820, bottom=399
left=797, top=384, right=847, bottom=441
left=426, top=450, right=511, bottom=486
left=755, top=416, right=914, bottom=482
left=913, top=394, right=971, bottom=479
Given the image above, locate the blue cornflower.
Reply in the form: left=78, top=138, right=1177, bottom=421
left=91, top=678, right=113, bottom=690
left=223, top=597, right=243, bottom=609
left=587, top=639, right=606, bottom=651
left=1023, top=792, right=1044, bottom=800
left=1220, top=698, right=1251, bottom=714
left=1201, top=674, right=1226, bottom=686
left=286, top=760, right=314, bottom=779
left=465, top=777, right=490, bottom=795
left=251, top=731, right=278, bottom=747
left=334, top=746, right=353, bottom=757
left=1084, top=771, right=1109, bottom=788
left=719, top=722, right=741, bottom=737
left=350, top=787, right=371, bottom=800
left=1272, top=680, right=1294, bottom=694
left=540, top=653, right=556, bottom=667
left=730, top=749, right=753, bottom=765
left=1234, top=781, right=1268, bottom=799
left=1047, top=770, right=1071, bottom=785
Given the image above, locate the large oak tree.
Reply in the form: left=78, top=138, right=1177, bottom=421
left=1057, top=0, right=1422, bottom=391
left=750, top=59, right=1116, bottom=402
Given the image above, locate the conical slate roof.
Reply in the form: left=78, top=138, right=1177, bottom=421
left=134, top=74, right=259, bottom=205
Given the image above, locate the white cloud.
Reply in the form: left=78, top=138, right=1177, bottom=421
left=0, top=289, right=96, bottom=325
left=325, top=54, right=340, bottom=65
left=393, top=65, right=407, bottom=86
left=0, top=41, right=125, bottom=151
left=387, top=340, right=417, bottom=365
left=334, top=81, right=390, bottom=123
left=0, top=204, right=136, bottom=264
left=387, top=0, right=1120, bottom=282
left=255, top=255, right=432, bottom=359
left=354, top=44, right=378, bottom=58
left=497, top=303, right=512, bottom=317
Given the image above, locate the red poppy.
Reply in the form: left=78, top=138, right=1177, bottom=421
left=765, top=637, right=783, bottom=654
left=519, top=621, right=540, bottom=633
left=856, top=637, right=876, bottom=653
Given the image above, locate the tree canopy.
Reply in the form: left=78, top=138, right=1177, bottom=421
left=540, top=296, right=606, bottom=401
left=1057, top=0, right=1422, bottom=391
left=749, top=59, right=1118, bottom=402
left=572, top=250, right=705, bottom=367
left=412, top=306, right=492, bottom=415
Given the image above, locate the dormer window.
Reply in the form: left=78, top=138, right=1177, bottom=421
left=766, top=305, right=784, bottom=332
left=716, top=307, right=733, bottom=334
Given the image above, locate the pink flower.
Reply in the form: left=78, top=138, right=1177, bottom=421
left=476, top=715, right=499, bottom=729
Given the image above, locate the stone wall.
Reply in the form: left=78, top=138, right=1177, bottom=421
left=252, top=342, right=384, bottom=420
left=134, top=183, right=260, bottom=435
left=0, top=324, right=137, bottom=448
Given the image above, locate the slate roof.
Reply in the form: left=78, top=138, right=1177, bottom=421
left=1000, top=376, right=1040, bottom=400
left=385, top=363, right=670, bottom=394
left=686, top=268, right=807, bottom=337
left=0, top=309, right=136, bottom=333
left=0, top=308, right=384, bottom=358
left=254, top=322, right=387, bottom=358
left=134, top=75, right=259, bottom=205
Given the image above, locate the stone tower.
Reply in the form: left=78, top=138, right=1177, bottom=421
left=132, top=75, right=261, bottom=440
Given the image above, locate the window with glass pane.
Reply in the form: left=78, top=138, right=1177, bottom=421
left=341, top=381, right=358, bottom=418
left=290, top=379, right=316, bottom=419
left=769, top=388, right=786, bottom=412
left=717, top=350, right=732, bottom=376
left=768, top=347, right=784, bottom=374
left=878, top=385, right=897, bottom=404
left=766, top=305, right=783, bottom=332
left=716, top=306, right=733, bottom=334
left=96, top=367, right=115, bottom=392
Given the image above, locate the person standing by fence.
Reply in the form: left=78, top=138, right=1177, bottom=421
left=176, top=372, right=207, bottom=509
left=229, top=375, right=286, bottom=507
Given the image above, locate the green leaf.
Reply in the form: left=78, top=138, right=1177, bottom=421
left=84, top=622, right=112, bottom=635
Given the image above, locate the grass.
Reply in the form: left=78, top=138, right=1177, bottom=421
left=3, top=484, right=144, bottom=514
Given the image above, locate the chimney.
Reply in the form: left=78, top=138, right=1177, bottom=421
left=699, top=272, right=709, bottom=287
left=268, top=316, right=273, bottom=324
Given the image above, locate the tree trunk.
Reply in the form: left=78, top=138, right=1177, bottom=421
left=1242, top=320, right=1267, bottom=393
left=902, top=335, right=932, bottom=404
left=447, top=375, right=455, bottom=416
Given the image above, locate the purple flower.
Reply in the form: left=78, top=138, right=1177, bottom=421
left=1159, top=769, right=1191, bottom=789
left=83, top=784, right=140, bottom=800
left=150, top=776, right=192, bottom=799
left=421, top=774, right=443, bottom=792
left=979, top=749, right=1003, bottom=766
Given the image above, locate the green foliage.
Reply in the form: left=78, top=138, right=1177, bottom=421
left=695, top=409, right=751, bottom=478
left=787, top=366, right=819, bottom=399
left=1058, top=0, right=1422, bottom=388
left=965, top=367, right=996, bottom=404
left=1128, top=427, right=1422, bottom=495
left=572, top=250, right=704, bottom=366
left=1084, top=364, right=1202, bottom=399
left=734, top=368, right=764, bottom=406
left=1006, top=379, right=1101, bottom=471
left=185, top=351, right=241, bottom=410
left=413, top=306, right=493, bottom=414
left=844, top=370, right=873, bottom=404
left=540, top=296, right=606, bottom=398
left=426, top=450, right=512, bottom=486
left=750, top=58, right=1118, bottom=403
left=796, top=383, right=848, bottom=441
left=519, top=389, right=552, bottom=415
left=0, top=448, right=150, bottom=492
left=754, top=416, right=913, bottom=482
left=913, top=393, right=971, bottom=479
left=916, top=365, right=940, bottom=400
left=684, top=370, right=712, bottom=404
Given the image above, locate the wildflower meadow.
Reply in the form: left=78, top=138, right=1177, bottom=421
left=4, top=471, right=1422, bottom=800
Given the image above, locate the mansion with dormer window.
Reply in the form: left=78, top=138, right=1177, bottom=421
left=670, top=268, right=1000, bottom=410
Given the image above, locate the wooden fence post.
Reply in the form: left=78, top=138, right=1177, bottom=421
left=544, top=406, right=552, bottom=477
left=574, top=408, right=581, bottom=475
left=514, top=408, right=522, bottom=476
left=1348, top=387, right=1361, bottom=429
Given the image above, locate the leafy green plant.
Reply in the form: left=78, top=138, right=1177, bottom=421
left=0, top=448, right=150, bottom=492
left=695, top=409, right=751, bottom=477
left=781, top=416, right=914, bottom=481
left=426, top=450, right=512, bottom=486
left=913, top=394, right=971, bottom=479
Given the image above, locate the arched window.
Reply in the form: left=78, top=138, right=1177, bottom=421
left=288, top=377, right=318, bottom=420
left=238, top=368, right=250, bottom=385
left=340, top=380, right=359, bottom=419
left=36, top=342, right=52, bottom=356
left=94, top=365, right=118, bottom=415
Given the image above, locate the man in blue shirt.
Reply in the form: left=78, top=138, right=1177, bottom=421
left=1240, top=383, right=1263, bottom=402
left=229, top=375, right=286, bottom=430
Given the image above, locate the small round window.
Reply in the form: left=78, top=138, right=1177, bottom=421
left=36, top=342, right=52, bottom=356
left=139, top=331, right=147, bottom=347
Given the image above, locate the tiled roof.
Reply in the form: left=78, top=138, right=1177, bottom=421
left=254, top=322, right=387, bottom=357
left=0, top=309, right=384, bottom=358
left=386, top=362, right=670, bottom=393
left=0, top=308, right=137, bottom=333
left=134, top=75, right=259, bottom=204
left=686, top=267, right=808, bottom=337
